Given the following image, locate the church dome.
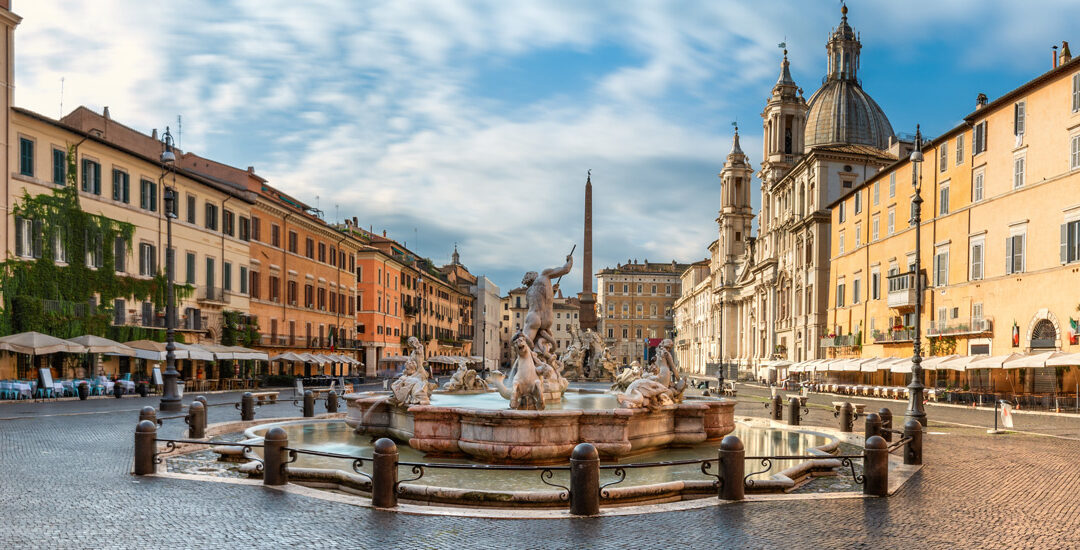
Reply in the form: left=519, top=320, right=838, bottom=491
left=803, top=6, right=894, bottom=150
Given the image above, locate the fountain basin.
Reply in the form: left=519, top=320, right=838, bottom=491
left=344, top=391, right=735, bottom=464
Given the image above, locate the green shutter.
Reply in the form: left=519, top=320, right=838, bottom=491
left=14, top=217, right=23, bottom=257
left=93, top=163, right=101, bottom=195
left=112, top=171, right=121, bottom=200
left=81, top=160, right=89, bottom=191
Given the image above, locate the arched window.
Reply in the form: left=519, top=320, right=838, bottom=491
left=1031, top=319, right=1057, bottom=349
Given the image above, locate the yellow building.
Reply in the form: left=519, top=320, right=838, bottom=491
left=827, top=49, right=1080, bottom=392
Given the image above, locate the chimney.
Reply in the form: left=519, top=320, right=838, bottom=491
left=1053, top=45, right=1060, bottom=69
left=151, top=128, right=158, bottom=140
left=975, top=93, right=988, bottom=110
left=247, top=166, right=255, bottom=173
left=353, top=216, right=358, bottom=226
left=1062, top=41, right=1073, bottom=64
left=103, top=106, right=110, bottom=119
left=382, top=229, right=387, bottom=237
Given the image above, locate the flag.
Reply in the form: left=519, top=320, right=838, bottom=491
left=1000, top=403, right=1014, bottom=429
left=1070, top=318, right=1079, bottom=344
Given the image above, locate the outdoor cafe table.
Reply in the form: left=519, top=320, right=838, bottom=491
left=12, top=382, right=30, bottom=399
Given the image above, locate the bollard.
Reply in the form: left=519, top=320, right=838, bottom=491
left=570, top=443, right=600, bottom=515
left=863, top=435, right=889, bottom=496
left=839, top=402, right=854, bottom=432
left=878, top=408, right=893, bottom=443
left=186, top=400, right=206, bottom=439
left=303, top=390, right=315, bottom=418
left=372, top=438, right=399, bottom=508
left=138, top=406, right=157, bottom=426
left=195, top=395, right=208, bottom=409
left=240, top=392, right=255, bottom=421
left=718, top=435, right=745, bottom=500
left=326, top=390, right=338, bottom=414
left=788, top=397, right=801, bottom=426
left=113, top=382, right=125, bottom=399
left=772, top=394, right=783, bottom=421
left=864, top=412, right=882, bottom=442
left=263, top=426, right=289, bottom=486
left=134, top=420, right=157, bottom=475
left=903, top=419, right=923, bottom=466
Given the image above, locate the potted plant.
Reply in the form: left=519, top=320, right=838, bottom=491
left=137, top=381, right=149, bottom=397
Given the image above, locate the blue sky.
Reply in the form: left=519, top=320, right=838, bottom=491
left=12, top=0, right=1080, bottom=295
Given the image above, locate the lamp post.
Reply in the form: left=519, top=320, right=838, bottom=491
left=159, top=127, right=181, bottom=412
left=904, top=126, right=927, bottom=428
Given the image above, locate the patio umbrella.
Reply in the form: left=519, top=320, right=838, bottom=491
left=175, top=343, right=215, bottom=361
left=66, top=335, right=136, bottom=356
left=920, top=354, right=961, bottom=370
left=297, top=353, right=329, bottom=364
left=269, top=352, right=306, bottom=362
left=223, top=346, right=269, bottom=361
left=967, top=353, right=1024, bottom=370
left=194, top=343, right=238, bottom=361
left=1003, top=351, right=1066, bottom=369
left=125, top=340, right=173, bottom=361
left=937, top=356, right=975, bottom=372
left=860, top=358, right=888, bottom=372
left=0, top=332, right=87, bottom=355
left=1047, top=352, right=1080, bottom=367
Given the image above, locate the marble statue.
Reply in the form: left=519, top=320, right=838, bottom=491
left=610, top=361, right=642, bottom=393
left=615, top=339, right=687, bottom=409
left=653, top=338, right=687, bottom=402
left=488, top=334, right=545, bottom=410
left=441, top=364, right=488, bottom=392
left=559, top=343, right=585, bottom=379
left=615, top=376, right=674, bottom=410
left=520, top=254, right=573, bottom=352
left=389, top=336, right=435, bottom=406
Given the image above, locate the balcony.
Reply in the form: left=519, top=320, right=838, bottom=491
left=872, top=328, right=917, bottom=343
left=926, top=317, right=993, bottom=338
left=197, top=286, right=231, bottom=304
left=820, top=334, right=857, bottom=348
left=886, top=272, right=917, bottom=309
left=260, top=333, right=292, bottom=347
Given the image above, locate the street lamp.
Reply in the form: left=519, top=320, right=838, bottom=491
left=904, top=126, right=927, bottom=428
left=159, top=127, right=182, bottom=412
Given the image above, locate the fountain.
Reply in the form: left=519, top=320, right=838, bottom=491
left=345, top=255, right=736, bottom=463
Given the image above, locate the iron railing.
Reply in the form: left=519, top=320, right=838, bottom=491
left=152, top=438, right=264, bottom=472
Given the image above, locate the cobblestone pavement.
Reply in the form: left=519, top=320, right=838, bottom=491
left=2, top=387, right=1079, bottom=549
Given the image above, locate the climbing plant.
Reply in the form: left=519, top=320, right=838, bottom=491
left=220, top=310, right=260, bottom=347
left=0, top=144, right=193, bottom=337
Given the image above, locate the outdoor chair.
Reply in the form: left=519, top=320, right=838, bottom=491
left=0, top=381, right=12, bottom=399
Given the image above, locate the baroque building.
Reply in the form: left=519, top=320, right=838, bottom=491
left=678, top=6, right=910, bottom=380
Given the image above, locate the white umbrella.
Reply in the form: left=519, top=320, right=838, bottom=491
left=298, top=353, right=329, bottom=364
left=1003, top=351, right=1065, bottom=369
left=223, top=346, right=269, bottom=361
left=1047, top=352, right=1080, bottom=367
left=890, top=357, right=914, bottom=374
left=860, top=358, right=888, bottom=372
left=269, top=352, right=306, bottom=362
left=0, top=332, right=87, bottom=355
left=936, top=356, right=975, bottom=372
left=174, top=343, right=215, bottom=361
left=967, top=353, right=1024, bottom=370
left=921, top=354, right=961, bottom=370
left=66, top=335, right=135, bottom=357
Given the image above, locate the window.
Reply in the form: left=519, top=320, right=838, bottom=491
left=1072, top=135, right=1080, bottom=170
left=239, top=216, right=250, bottom=241
left=305, top=238, right=314, bottom=259
left=1062, top=220, right=1080, bottom=264
left=871, top=270, right=880, bottom=300
left=838, top=231, right=845, bottom=254
left=939, top=142, right=947, bottom=172
left=239, top=266, right=249, bottom=294
left=272, top=225, right=282, bottom=248
left=956, top=135, right=965, bottom=165
left=250, top=271, right=260, bottom=299
left=933, top=250, right=949, bottom=286
left=1013, top=156, right=1025, bottom=189
left=838, top=202, right=846, bottom=223
left=318, top=242, right=326, bottom=263
left=223, top=261, right=232, bottom=291
left=223, top=210, right=235, bottom=237
left=205, top=258, right=216, bottom=290
left=186, top=195, right=196, bottom=224
left=852, top=277, right=861, bottom=304
left=185, top=252, right=196, bottom=284
left=49, top=232, right=64, bottom=264
left=1006, top=234, right=1025, bottom=274
left=939, top=183, right=949, bottom=215
left=329, top=246, right=337, bottom=267
left=836, top=283, right=845, bottom=307
left=14, top=217, right=40, bottom=258
left=842, top=179, right=853, bottom=189
left=250, top=217, right=261, bottom=241
left=974, top=121, right=987, bottom=155
left=889, top=173, right=896, bottom=198
left=113, top=237, right=125, bottom=272
left=19, top=137, right=33, bottom=177
left=970, top=240, right=984, bottom=280
left=887, top=207, right=895, bottom=235
left=139, top=179, right=157, bottom=211
left=872, top=214, right=880, bottom=241
left=854, top=223, right=861, bottom=247
left=854, top=191, right=862, bottom=214
left=873, top=182, right=880, bottom=206
left=1074, top=73, right=1080, bottom=112
left=973, top=169, right=984, bottom=202
left=1014, top=101, right=1025, bottom=135
left=81, top=159, right=101, bottom=194
left=52, top=148, right=66, bottom=185
left=204, top=203, right=218, bottom=230
left=85, top=231, right=103, bottom=267
left=288, top=230, right=298, bottom=253
left=138, top=243, right=156, bottom=276
left=269, top=276, right=281, bottom=302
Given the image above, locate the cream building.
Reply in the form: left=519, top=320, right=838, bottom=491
left=596, top=260, right=687, bottom=366
left=673, top=260, right=714, bottom=374
left=497, top=287, right=579, bottom=368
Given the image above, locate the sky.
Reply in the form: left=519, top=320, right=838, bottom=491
left=11, top=0, right=1080, bottom=296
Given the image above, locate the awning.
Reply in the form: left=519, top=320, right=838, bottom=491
left=1047, top=352, right=1080, bottom=367
left=890, top=358, right=913, bottom=374
left=297, top=353, right=329, bottom=364
left=0, top=332, right=87, bottom=355
left=1002, top=351, right=1065, bottom=369
left=921, top=354, right=961, bottom=370
left=66, top=335, right=136, bottom=357
left=967, top=353, right=1024, bottom=370
left=222, top=346, right=269, bottom=361
left=175, top=343, right=215, bottom=361
left=860, top=358, right=890, bottom=372
left=936, top=356, right=973, bottom=372
left=379, top=355, right=410, bottom=363
left=269, top=352, right=306, bottom=362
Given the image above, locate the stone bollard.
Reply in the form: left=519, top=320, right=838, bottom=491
left=263, top=426, right=289, bottom=486
left=839, top=402, right=854, bottom=432
left=570, top=443, right=600, bottom=516
left=240, top=392, right=256, bottom=421
left=772, top=394, right=783, bottom=421
left=863, top=435, right=889, bottom=496
left=864, top=412, right=882, bottom=442
left=372, top=438, right=399, bottom=508
left=718, top=435, right=745, bottom=501
left=134, top=420, right=157, bottom=475
left=788, top=397, right=801, bottom=426
left=878, top=408, right=892, bottom=442
left=303, top=390, right=315, bottom=418
left=186, top=401, right=206, bottom=439
left=138, top=406, right=157, bottom=426
left=326, top=390, right=338, bottom=414
left=903, top=419, right=923, bottom=466
left=195, top=395, right=208, bottom=409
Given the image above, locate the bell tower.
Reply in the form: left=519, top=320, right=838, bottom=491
left=760, top=49, right=808, bottom=185
left=716, top=127, right=753, bottom=285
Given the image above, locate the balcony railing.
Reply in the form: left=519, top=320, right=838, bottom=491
left=886, top=272, right=917, bottom=309
left=872, top=328, right=917, bottom=343
left=819, top=334, right=856, bottom=348
left=926, top=317, right=993, bottom=337
left=197, top=286, right=231, bottom=304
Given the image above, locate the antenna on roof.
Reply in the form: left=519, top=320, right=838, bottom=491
left=59, top=77, right=64, bottom=118
left=335, top=204, right=339, bottom=223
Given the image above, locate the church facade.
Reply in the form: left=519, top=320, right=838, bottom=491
left=675, top=6, right=913, bottom=380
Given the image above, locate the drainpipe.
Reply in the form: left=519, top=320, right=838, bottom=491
left=219, top=195, right=234, bottom=336
left=281, top=211, right=292, bottom=345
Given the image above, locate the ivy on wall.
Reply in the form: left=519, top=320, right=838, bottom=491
left=0, top=145, right=193, bottom=338
left=221, top=310, right=260, bottom=347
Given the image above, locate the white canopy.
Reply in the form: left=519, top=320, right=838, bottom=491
left=1047, top=352, right=1080, bottom=367
left=966, top=353, right=1023, bottom=370
left=269, top=352, right=306, bottom=362
left=0, top=332, right=86, bottom=355
left=920, top=354, right=961, bottom=370
left=297, top=353, right=329, bottom=364
left=66, top=335, right=135, bottom=357
left=175, top=343, right=215, bottom=361
left=1003, top=351, right=1065, bottom=369
left=860, top=357, right=891, bottom=372
left=223, top=346, right=269, bottom=361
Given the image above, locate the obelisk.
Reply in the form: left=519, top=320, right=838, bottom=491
left=578, top=170, right=598, bottom=331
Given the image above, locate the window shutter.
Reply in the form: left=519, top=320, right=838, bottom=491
left=14, top=217, right=23, bottom=257
left=151, top=183, right=158, bottom=212
left=112, top=172, right=120, bottom=200
left=1064, top=224, right=1070, bottom=265
left=31, top=220, right=43, bottom=258
left=81, top=160, right=89, bottom=191
left=1005, top=237, right=1013, bottom=275
left=93, top=164, right=101, bottom=195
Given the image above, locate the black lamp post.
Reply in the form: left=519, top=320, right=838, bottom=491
left=159, top=127, right=182, bottom=412
left=904, top=126, right=927, bottom=428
